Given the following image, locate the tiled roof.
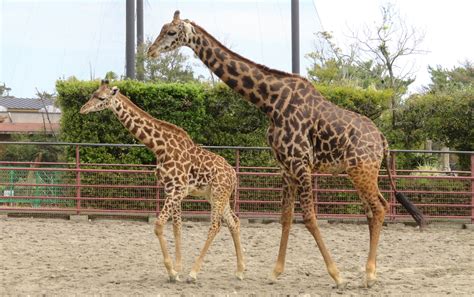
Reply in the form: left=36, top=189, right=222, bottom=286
left=0, top=96, right=57, bottom=110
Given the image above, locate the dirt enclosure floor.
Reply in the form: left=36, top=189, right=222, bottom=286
left=1, top=216, right=473, bottom=296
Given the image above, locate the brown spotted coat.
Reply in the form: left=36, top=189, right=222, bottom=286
left=147, top=11, right=424, bottom=288
left=79, top=81, right=245, bottom=282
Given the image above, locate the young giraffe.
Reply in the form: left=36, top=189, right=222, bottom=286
left=79, top=80, right=245, bottom=282
left=148, top=11, right=426, bottom=288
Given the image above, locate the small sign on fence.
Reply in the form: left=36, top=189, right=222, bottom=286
left=3, top=190, right=14, bottom=196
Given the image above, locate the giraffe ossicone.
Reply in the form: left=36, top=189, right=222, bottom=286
left=80, top=80, right=245, bottom=282
left=148, top=11, right=426, bottom=288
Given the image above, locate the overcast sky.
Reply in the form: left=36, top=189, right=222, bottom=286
left=1, top=0, right=473, bottom=98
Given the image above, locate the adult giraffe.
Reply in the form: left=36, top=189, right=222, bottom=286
left=148, top=11, right=425, bottom=288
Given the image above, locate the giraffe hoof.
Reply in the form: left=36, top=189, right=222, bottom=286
left=168, top=275, right=180, bottom=283
left=235, top=271, right=244, bottom=280
left=334, top=280, right=347, bottom=290
left=365, top=278, right=377, bottom=288
left=187, top=272, right=197, bottom=283
left=168, top=270, right=180, bottom=283
left=268, top=272, right=280, bottom=284
left=364, top=272, right=377, bottom=288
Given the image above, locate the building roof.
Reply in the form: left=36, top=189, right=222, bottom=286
left=0, top=96, right=57, bottom=111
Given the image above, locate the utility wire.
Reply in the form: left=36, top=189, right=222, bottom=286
left=255, top=0, right=265, bottom=64
left=312, top=0, right=325, bottom=32
left=93, top=0, right=108, bottom=79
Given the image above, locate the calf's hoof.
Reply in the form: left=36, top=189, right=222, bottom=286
left=365, top=277, right=377, bottom=288
left=168, top=270, right=180, bottom=283
left=187, top=271, right=197, bottom=283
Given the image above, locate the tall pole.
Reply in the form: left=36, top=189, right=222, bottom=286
left=137, top=0, right=144, bottom=46
left=291, top=0, right=300, bottom=74
left=136, top=0, right=145, bottom=81
left=126, top=0, right=136, bottom=79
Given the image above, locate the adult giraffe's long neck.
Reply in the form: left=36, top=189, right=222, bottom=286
left=188, top=23, right=300, bottom=117
left=110, top=93, right=192, bottom=154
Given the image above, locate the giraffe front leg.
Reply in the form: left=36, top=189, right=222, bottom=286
left=154, top=192, right=184, bottom=282
left=271, top=171, right=296, bottom=282
left=297, top=169, right=345, bottom=289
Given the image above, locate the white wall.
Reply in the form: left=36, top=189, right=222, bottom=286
left=0, top=112, right=61, bottom=124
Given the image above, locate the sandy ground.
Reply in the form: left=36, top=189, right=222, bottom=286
left=1, top=217, right=473, bottom=296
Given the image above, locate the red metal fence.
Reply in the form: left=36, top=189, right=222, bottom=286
left=0, top=142, right=473, bottom=223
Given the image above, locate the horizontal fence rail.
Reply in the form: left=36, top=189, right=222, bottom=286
left=0, top=142, right=473, bottom=223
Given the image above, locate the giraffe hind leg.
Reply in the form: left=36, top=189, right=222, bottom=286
left=378, top=192, right=390, bottom=212
left=172, top=204, right=183, bottom=273
left=188, top=197, right=225, bottom=282
left=364, top=197, right=385, bottom=288
left=349, top=167, right=386, bottom=288
left=223, top=204, right=245, bottom=280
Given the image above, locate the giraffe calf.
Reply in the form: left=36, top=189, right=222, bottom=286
left=80, top=80, right=245, bottom=282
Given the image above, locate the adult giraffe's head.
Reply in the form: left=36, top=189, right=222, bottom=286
left=79, top=80, right=119, bottom=114
left=147, top=10, right=195, bottom=58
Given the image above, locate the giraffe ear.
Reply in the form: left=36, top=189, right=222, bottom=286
left=173, top=10, right=180, bottom=23
left=111, top=86, right=119, bottom=95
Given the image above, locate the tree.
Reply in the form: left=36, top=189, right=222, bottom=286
left=397, top=62, right=474, bottom=169
left=307, top=3, right=426, bottom=128
left=353, top=4, right=425, bottom=125
left=35, top=88, right=58, bottom=138
left=0, top=82, right=11, bottom=96
left=427, top=60, right=474, bottom=92
left=306, top=31, right=385, bottom=89
left=136, top=39, right=195, bottom=83
left=104, top=71, right=118, bottom=81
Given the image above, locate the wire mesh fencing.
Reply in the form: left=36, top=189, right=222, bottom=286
left=0, top=142, right=472, bottom=223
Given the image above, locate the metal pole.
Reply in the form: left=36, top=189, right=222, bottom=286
left=291, top=0, right=300, bottom=74
left=234, top=149, right=240, bottom=216
left=389, top=151, right=396, bottom=222
left=136, top=0, right=145, bottom=81
left=155, top=177, right=161, bottom=217
left=75, top=145, right=81, bottom=214
left=313, top=174, right=318, bottom=218
left=126, top=0, right=136, bottom=79
left=471, top=155, right=474, bottom=223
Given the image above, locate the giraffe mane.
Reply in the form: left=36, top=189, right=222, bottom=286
left=116, top=92, right=192, bottom=141
left=190, top=21, right=310, bottom=82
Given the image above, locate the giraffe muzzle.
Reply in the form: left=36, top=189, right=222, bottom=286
left=147, top=46, right=159, bottom=58
left=79, top=104, right=91, bottom=114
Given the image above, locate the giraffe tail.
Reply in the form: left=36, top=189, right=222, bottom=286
left=384, top=144, right=427, bottom=228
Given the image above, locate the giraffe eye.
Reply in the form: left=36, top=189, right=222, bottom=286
left=167, top=31, right=177, bottom=36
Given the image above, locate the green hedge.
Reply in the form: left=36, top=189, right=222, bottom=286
left=56, top=79, right=392, bottom=165
left=315, top=84, right=393, bottom=120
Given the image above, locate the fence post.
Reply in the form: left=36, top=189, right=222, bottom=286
left=389, top=151, right=396, bottom=222
left=313, top=174, right=318, bottom=218
left=471, top=155, right=474, bottom=224
left=75, top=145, right=81, bottom=215
left=155, top=174, right=161, bottom=217
left=234, top=149, right=241, bottom=217
left=9, top=169, right=15, bottom=206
